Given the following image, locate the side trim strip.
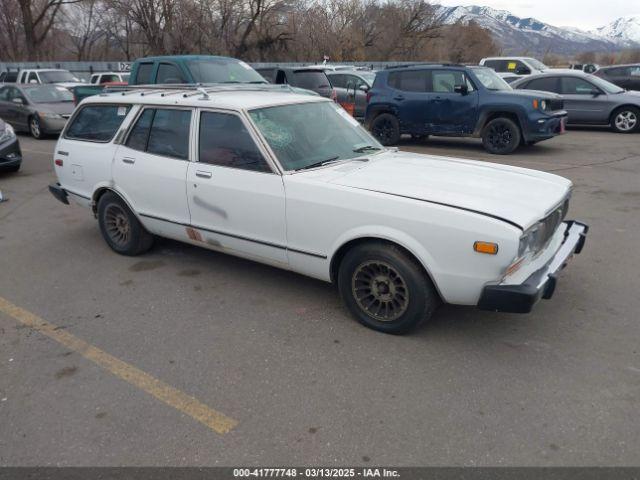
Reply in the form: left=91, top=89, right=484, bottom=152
left=347, top=187, right=524, bottom=230
left=65, top=189, right=91, bottom=200
left=138, top=213, right=327, bottom=259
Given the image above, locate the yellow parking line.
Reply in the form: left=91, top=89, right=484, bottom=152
left=0, top=296, right=238, bottom=435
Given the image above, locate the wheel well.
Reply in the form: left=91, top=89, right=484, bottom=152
left=91, top=187, right=121, bottom=216
left=609, top=104, right=640, bottom=122
left=329, top=237, right=442, bottom=300
left=481, top=111, right=523, bottom=142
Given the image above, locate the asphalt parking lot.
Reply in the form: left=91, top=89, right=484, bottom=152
left=1, top=129, right=639, bottom=466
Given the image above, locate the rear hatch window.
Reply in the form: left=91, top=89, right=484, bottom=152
left=291, top=71, right=332, bottom=95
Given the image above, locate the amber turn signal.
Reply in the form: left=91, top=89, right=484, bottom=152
left=474, top=241, right=499, bottom=255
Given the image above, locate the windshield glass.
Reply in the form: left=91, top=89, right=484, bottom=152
left=23, top=85, right=74, bottom=103
left=249, top=101, right=383, bottom=171
left=588, top=74, right=625, bottom=94
left=39, top=71, right=79, bottom=83
left=471, top=67, right=512, bottom=91
left=186, top=59, right=266, bottom=84
left=527, top=58, right=548, bottom=71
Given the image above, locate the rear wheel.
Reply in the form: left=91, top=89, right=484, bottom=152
left=337, top=242, right=440, bottom=334
left=97, top=192, right=154, bottom=256
left=481, top=117, right=521, bottom=154
left=370, top=113, right=400, bottom=146
left=610, top=106, right=639, bottom=133
left=29, top=116, right=43, bottom=139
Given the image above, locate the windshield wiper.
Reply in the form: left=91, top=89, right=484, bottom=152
left=295, top=156, right=341, bottom=171
left=353, top=145, right=382, bottom=153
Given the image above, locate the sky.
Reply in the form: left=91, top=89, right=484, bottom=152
left=438, top=0, right=640, bottom=30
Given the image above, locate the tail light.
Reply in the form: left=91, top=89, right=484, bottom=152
left=55, top=159, right=63, bottom=167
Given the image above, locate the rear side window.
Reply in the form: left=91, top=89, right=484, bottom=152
left=156, top=63, right=186, bottom=84
left=135, top=63, right=154, bottom=84
left=605, top=67, right=630, bottom=76
left=388, top=70, right=428, bottom=92
left=66, top=105, right=130, bottom=142
left=292, top=71, right=331, bottom=89
left=126, top=108, right=191, bottom=160
left=525, top=77, right=560, bottom=93
left=329, top=74, right=346, bottom=88
left=198, top=112, right=270, bottom=173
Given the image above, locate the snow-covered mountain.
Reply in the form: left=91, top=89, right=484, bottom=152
left=592, top=15, right=640, bottom=46
left=435, top=5, right=640, bottom=56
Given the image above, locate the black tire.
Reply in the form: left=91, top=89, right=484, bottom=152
left=370, top=113, right=400, bottom=146
left=337, top=242, right=440, bottom=334
left=97, top=192, right=154, bottom=256
left=481, top=117, right=521, bottom=154
left=3, top=164, right=20, bottom=173
left=610, top=106, right=640, bottom=133
left=29, top=115, right=43, bottom=139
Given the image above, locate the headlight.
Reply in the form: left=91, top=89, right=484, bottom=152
left=0, top=123, right=16, bottom=143
left=540, top=100, right=547, bottom=111
left=39, top=111, right=62, bottom=119
left=518, top=221, right=544, bottom=258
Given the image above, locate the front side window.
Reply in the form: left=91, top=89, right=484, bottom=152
left=66, top=105, right=130, bottom=142
left=28, top=72, right=38, bottom=83
left=136, top=63, right=154, bottom=84
left=156, top=64, right=186, bottom=84
left=199, top=112, right=270, bottom=173
left=430, top=70, right=474, bottom=93
left=250, top=101, right=383, bottom=171
left=561, top=77, right=597, bottom=95
left=127, top=109, right=191, bottom=159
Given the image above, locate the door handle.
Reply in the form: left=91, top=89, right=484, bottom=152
left=122, top=157, right=135, bottom=164
left=195, top=170, right=212, bottom=179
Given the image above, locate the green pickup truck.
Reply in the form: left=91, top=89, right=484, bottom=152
left=71, top=55, right=270, bottom=104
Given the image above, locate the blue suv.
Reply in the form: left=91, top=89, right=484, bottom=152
left=365, top=64, right=568, bottom=154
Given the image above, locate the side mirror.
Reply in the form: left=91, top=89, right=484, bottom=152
left=453, top=84, right=468, bottom=95
left=358, top=84, right=369, bottom=92
left=29, top=79, right=38, bottom=84
left=590, top=89, right=601, bottom=96
left=12, top=97, right=24, bottom=105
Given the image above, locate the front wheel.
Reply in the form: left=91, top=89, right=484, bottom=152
left=29, top=116, right=43, bottom=139
left=337, top=242, right=440, bottom=334
left=370, top=113, right=400, bottom=146
left=481, top=117, right=521, bottom=154
left=97, top=192, right=154, bottom=256
left=610, top=107, right=639, bottom=133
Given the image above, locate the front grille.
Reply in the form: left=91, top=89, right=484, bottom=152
left=538, top=196, right=570, bottom=249
left=545, top=99, right=564, bottom=111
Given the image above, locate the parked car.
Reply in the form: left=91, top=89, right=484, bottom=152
left=48, top=85, right=587, bottom=334
left=480, top=57, right=548, bottom=76
left=270, top=68, right=336, bottom=99
left=90, top=72, right=130, bottom=84
left=128, top=55, right=267, bottom=85
left=593, top=64, right=640, bottom=91
left=0, top=84, right=75, bottom=139
left=365, top=64, right=567, bottom=154
left=0, top=118, right=21, bottom=173
left=512, top=71, right=640, bottom=133
left=569, top=63, right=598, bottom=74
left=0, top=70, right=19, bottom=84
left=15, top=69, right=85, bottom=88
left=326, top=70, right=376, bottom=119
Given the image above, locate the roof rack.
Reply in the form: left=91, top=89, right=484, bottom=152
left=385, top=62, right=465, bottom=70
left=101, top=82, right=300, bottom=100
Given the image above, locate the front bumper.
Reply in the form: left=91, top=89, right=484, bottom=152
left=478, top=220, right=588, bottom=313
left=524, top=111, right=568, bottom=142
left=41, top=117, right=69, bottom=134
left=0, top=136, right=22, bottom=170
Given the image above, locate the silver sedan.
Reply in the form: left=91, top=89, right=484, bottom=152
left=0, top=84, right=75, bottom=139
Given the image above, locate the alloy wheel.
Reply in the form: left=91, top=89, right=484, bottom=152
left=615, top=111, right=637, bottom=132
left=488, top=122, right=512, bottom=151
left=30, top=117, right=41, bottom=138
left=104, top=204, right=131, bottom=247
left=351, top=260, right=409, bottom=322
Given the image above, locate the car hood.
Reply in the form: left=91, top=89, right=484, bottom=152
left=617, top=90, right=640, bottom=102
left=36, top=102, right=75, bottom=115
left=498, top=89, right=562, bottom=100
left=324, top=150, right=572, bottom=230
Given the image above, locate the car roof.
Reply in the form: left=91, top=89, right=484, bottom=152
left=383, top=63, right=466, bottom=71
left=82, top=85, right=329, bottom=110
left=482, top=56, right=537, bottom=61
left=134, top=55, right=239, bottom=63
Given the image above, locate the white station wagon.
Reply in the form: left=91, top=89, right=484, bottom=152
left=49, top=85, right=588, bottom=333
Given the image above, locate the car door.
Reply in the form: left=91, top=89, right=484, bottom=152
left=3, top=87, right=29, bottom=130
left=345, top=74, right=369, bottom=119
left=629, top=66, right=640, bottom=91
left=112, top=107, right=192, bottom=231
left=424, top=69, right=478, bottom=134
left=0, top=87, right=15, bottom=126
left=388, top=69, right=431, bottom=135
left=560, top=76, right=611, bottom=124
left=186, top=109, right=288, bottom=266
